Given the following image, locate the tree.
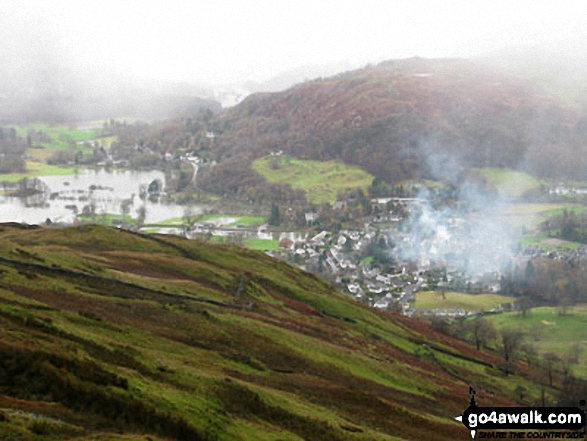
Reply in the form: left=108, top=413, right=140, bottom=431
left=269, top=202, right=280, bottom=226
left=136, top=205, right=147, bottom=228
left=226, top=233, right=244, bottom=246
left=524, top=260, right=535, bottom=285
left=82, top=202, right=97, bottom=221
left=521, top=342, right=540, bottom=367
left=500, top=328, right=524, bottom=374
left=356, top=188, right=372, bottom=216
left=429, top=316, right=452, bottom=336
left=369, top=177, right=391, bottom=197
left=234, top=273, right=246, bottom=298
left=514, top=385, right=526, bottom=402
left=343, top=236, right=353, bottom=252
left=120, top=198, right=133, bottom=219
left=464, top=318, right=497, bottom=351
left=561, top=355, right=573, bottom=384
left=542, top=352, right=561, bottom=387
left=182, top=208, right=198, bottom=237
left=558, top=375, right=587, bottom=407
left=317, top=254, right=325, bottom=273
left=268, top=155, right=281, bottom=169
left=557, top=292, right=574, bottom=316
left=516, top=296, right=533, bottom=318
left=566, top=344, right=582, bottom=365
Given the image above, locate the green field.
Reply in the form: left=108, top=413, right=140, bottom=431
left=198, top=213, right=266, bottom=226
left=518, top=232, right=582, bottom=251
left=140, top=228, right=161, bottom=234
left=253, top=155, right=374, bottom=204
left=11, top=123, right=97, bottom=152
left=12, top=122, right=97, bottom=140
left=0, top=163, right=78, bottom=182
left=475, top=168, right=541, bottom=199
left=208, top=235, right=278, bottom=250
left=488, top=305, right=587, bottom=377
left=414, top=291, right=515, bottom=311
left=242, top=237, right=280, bottom=251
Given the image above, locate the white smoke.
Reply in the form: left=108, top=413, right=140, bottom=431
left=391, top=156, right=516, bottom=277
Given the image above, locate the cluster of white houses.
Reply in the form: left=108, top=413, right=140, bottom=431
left=268, top=223, right=508, bottom=317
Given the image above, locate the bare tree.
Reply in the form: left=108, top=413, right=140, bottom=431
left=566, top=344, right=582, bottom=364
left=514, top=385, right=526, bottom=402
left=521, top=342, right=539, bottom=368
left=464, top=318, right=497, bottom=350
left=516, top=296, right=533, bottom=318
left=542, top=352, right=561, bottom=387
left=136, top=205, right=147, bottom=228
left=501, top=328, right=524, bottom=374
left=182, top=207, right=198, bottom=237
left=226, top=233, right=244, bottom=247
left=120, top=198, right=133, bottom=226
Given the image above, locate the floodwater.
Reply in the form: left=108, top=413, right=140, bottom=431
left=0, top=169, right=200, bottom=225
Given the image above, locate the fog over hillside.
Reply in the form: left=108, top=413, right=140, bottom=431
left=1, top=1, right=586, bottom=119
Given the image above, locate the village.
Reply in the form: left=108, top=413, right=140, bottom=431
left=182, top=196, right=519, bottom=318
left=185, top=192, right=587, bottom=320
left=265, top=225, right=504, bottom=318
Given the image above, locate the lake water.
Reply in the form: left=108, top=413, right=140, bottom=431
left=0, top=169, right=199, bottom=225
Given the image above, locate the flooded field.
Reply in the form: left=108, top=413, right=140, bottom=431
left=0, top=168, right=198, bottom=225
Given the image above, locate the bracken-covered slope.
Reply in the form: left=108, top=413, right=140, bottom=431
left=0, top=224, right=542, bottom=440
left=201, top=58, right=585, bottom=197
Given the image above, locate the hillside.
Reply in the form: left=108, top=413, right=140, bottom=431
left=200, top=57, right=586, bottom=199
left=0, top=223, right=557, bottom=440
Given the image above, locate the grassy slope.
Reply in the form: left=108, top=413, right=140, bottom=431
left=0, top=224, right=551, bottom=440
left=474, top=168, right=540, bottom=199
left=252, top=156, right=373, bottom=204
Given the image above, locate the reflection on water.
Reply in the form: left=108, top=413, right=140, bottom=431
left=0, top=169, right=200, bottom=224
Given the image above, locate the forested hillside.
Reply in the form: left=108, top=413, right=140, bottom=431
left=199, top=58, right=586, bottom=198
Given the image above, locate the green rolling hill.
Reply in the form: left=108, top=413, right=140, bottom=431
left=0, top=224, right=555, bottom=440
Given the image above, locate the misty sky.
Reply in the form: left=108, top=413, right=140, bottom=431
left=2, top=0, right=586, bottom=86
